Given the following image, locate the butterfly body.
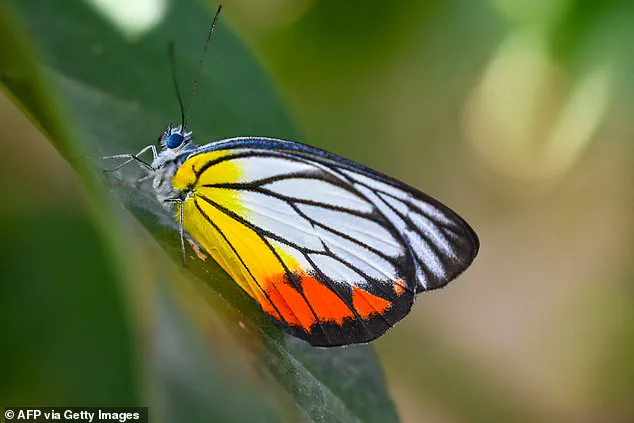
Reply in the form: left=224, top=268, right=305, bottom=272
left=121, top=124, right=479, bottom=347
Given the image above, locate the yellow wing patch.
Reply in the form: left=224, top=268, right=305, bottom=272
left=172, top=150, right=242, bottom=193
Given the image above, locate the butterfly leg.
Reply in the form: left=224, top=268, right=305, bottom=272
left=164, top=198, right=186, bottom=267
left=102, top=144, right=158, bottom=172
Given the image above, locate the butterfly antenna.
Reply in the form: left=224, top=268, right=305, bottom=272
left=183, top=4, right=223, bottom=129
left=168, top=41, right=186, bottom=132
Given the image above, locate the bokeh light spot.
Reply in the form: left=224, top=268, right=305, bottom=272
left=464, top=28, right=612, bottom=181
left=85, top=0, right=167, bottom=38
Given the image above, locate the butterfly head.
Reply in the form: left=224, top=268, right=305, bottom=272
left=159, top=123, right=193, bottom=151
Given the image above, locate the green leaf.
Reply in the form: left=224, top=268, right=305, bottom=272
left=1, top=0, right=400, bottom=421
left=0, top=0, right=140, bottom=408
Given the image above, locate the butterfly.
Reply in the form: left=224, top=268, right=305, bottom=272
left=103, top=6, right=479, bottom=347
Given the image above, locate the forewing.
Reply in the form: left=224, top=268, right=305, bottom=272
left=175, top=139, right=478, bottom=346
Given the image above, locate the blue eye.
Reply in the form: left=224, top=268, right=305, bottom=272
left=166, top=133, right=184, bottom=149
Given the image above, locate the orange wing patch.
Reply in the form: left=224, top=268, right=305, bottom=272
left=259, top=273, right=314, bottom=330
left=352, top=286, right=392, bottom=319
left=258, top=272, right=355, bottom=332
left=301, top=274, right=354, bottom=326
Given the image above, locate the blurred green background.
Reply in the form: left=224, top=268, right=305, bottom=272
left=1, top=0, right=633, bottom=422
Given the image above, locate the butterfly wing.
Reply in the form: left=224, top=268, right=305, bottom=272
left=171, top=137, right=479, bottom=346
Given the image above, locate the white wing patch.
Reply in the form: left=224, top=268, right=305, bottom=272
left=356, top=186, right=407, bottom=232
left=374, top=191, right=456, bottom=260
left=405, top=230, right=445, bottom=278
left=309, top=253, right=365, bottom=286
left=314, top=226, right=399, bottom=283
left=377, top=192, right=409, bottom=216
left=297, top=203, right=402, bottom=257
left=264, top=178, right=374, bottom=214
left=235, top=156, right=316, bottom=184
left=339, top=169, right=409, bottom=201
left=410, top=198, right=458, bottom=228
left=408, top=212, right=456, bottom=259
